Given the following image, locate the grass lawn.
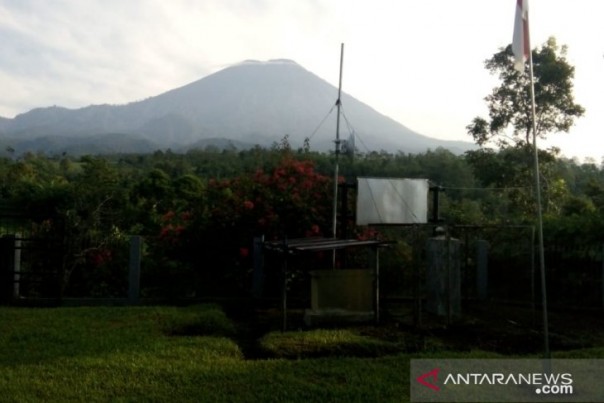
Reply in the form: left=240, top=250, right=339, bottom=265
left=0, top=304, right=602, bottom=402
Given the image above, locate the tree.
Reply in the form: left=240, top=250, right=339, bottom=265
left=465, top=38, right=585, bottom=222
left=465, top=147, right=570, bottom=221
left=467, top=37, right=584, bottom=148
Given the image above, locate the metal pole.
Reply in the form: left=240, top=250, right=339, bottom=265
left=528, top=29, right=550, bottom=359
left=531, top=226, right=536, bottom=324
left=446, top=227, right=452, bottom=325
left=331, top=43, right=344, bottom=268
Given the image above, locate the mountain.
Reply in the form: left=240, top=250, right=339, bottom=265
left=0, top=59, right=475, bottom=155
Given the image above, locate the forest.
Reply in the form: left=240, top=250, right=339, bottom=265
left=1, top=140, right=603, bottom=304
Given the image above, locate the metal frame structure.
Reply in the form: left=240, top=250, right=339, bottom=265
left=263, top=237, right=389, bottom=331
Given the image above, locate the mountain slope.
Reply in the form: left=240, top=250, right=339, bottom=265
left=0, top=59, right=474, bottom=155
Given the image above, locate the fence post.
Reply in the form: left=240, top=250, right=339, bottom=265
left=128, top=236, right=142, bottom=305
left=0, top=236, right=14, bottom=303
left=426, top=227, right=461, bottom=319
left=413, top=226, right=422, bottom=328
left=13, top=234, right=21, bottom=299
left=476, top=240, right=488, bottom=300
left=251, top=236, right=264, bottom=298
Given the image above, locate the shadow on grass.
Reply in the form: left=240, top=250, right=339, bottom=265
left=0, top=304, right=239, bottom=366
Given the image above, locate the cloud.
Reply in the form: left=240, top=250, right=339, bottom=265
left=0, top=0, right=343, bottom=117
left=0, top=1, right=203, bottom=113
left=0, top=0, right=601, bottom=160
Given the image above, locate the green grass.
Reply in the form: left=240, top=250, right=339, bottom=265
left=0, top=305, right=412, bottom=402
left=158, top=303, right=236, bottom=337
left=1, top=305, right=602, bottom=402
left=260, top=328, right=402, bottom=358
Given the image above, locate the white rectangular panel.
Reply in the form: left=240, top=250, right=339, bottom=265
left=356, top=178, right=429, bottom=225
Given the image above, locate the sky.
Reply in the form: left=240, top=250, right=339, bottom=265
left=1, top=0, right=603, bottom=161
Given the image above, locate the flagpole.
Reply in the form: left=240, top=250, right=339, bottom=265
left=528, top=53, right=550, bottom=360
left=525, top=8, right=550, bottom=359
left=513, top=0, right=549, bottom=358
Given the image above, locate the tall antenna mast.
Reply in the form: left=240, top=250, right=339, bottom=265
left=331, top=43, right=344, bottom=268
left=331, top=43, right=344, bottom=240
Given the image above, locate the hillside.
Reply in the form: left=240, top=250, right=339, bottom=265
left=0, top=59, right=474, bottom=155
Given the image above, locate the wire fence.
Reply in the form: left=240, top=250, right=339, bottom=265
left=1, top=217, right=603, bottom=312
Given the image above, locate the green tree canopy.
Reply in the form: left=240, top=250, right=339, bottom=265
left=467, top=37, right=585, bottom=148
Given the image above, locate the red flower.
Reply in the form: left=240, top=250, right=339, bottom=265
left=243, top=200, right=254, bottom=210
left=239, top=247, right=250, bottom=258
left=159, top=224, right=174, bottom=238
left=89, top=249, right=113, bottom=267
left=305, top=224, right=321, bottom=237
left=161, top=211, right=175, bottom=222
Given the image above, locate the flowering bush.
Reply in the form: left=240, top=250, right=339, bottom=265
left=158, top=210, right=191, bottom=245
left=146, top=156, right=333, bottom=296
left=205, top=157, right=332, bottom=242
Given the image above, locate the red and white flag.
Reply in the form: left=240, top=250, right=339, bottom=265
left=512, top=0, right=530, bottom=72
